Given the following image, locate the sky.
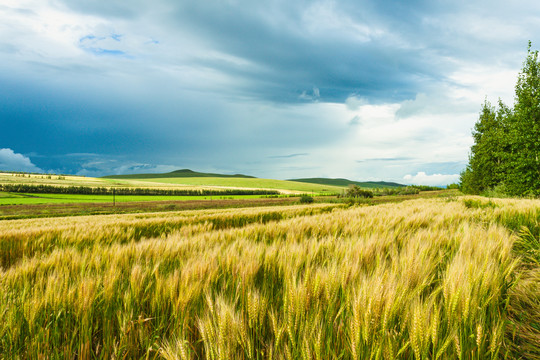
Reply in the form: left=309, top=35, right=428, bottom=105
left=1, top=0, right=540, bottom=186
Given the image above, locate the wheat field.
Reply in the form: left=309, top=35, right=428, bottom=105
left=0, top=197, right=539, bottom=359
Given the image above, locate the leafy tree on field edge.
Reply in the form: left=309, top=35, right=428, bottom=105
left=461, top=42, right=540, bottom=196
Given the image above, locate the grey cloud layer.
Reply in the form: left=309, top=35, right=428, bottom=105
left=1, top=0, right=539, bottom=183
left=52, top=0, right=453, bottom=102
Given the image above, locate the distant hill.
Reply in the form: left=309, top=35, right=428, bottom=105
left=287, top=177, right=405, bottom=189
left=103, top=169, right=255, bottom=179
left=103, top=170, right=405, bottom=190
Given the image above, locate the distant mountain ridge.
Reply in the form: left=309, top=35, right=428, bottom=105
left=103, top=169, right=255, bottom=179
left=287, top=177, right=405, bottom=189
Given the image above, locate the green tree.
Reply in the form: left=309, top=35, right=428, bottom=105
left=505, top=42, right=540, bottom=196
left=346, top=185, right=373, bottom=198
left=460, top=100, right=510, bottom=193
left=461, top=42, right=540, bottom=196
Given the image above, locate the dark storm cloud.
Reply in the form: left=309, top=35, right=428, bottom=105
left=53, top=0, right=539, bottom=104
left=2, top=0, right=540, bottom=180
left=54, top=0, right=455, bottom=104
left=162, top=1, right=435, bottom=103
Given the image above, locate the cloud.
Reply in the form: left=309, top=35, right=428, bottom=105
left=78, top=32, right=139, bottom=58
left=299, top=87, right=320, bottom=101
left=403, top=172, right=460, bottom=186
left=0, top=148, right=43, bottom=173
left=1, top=0, right=539, bottom=182
left=345, top=96, right=369, bottom=111
left=357, top=157, right=414, bottom=162
left=269, top=153, right=309, bottom=159
left=76, top=160, right=179, bottom=177
left=349, top=115, right=361, bottom=126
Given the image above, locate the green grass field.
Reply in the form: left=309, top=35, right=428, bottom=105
left=1, top=172, right=345, bottom=194
left=0, top=192, right=273, bottom=205
left=0, top=171, right=342, bottom=210
left=124, top=177, right=344, bottom=193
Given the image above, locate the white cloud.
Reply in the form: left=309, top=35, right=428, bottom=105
left=0, top=148, right=43, bottom=173
left=345, top=95, right=369, bottom=110
left=75, top=159, right=178, bottom=177
left=299, top=87, right=321, bottom=101
left=447, top=63, right=518, bottom=107
left=403, top=172, right=460, bottom=186
left=346, top=101, right=399, bottom=128
left=302, top=1, right=383, bottom=42
left=0, top=1, right=101, bottom=60
left=349, top=115, right=361, bottom=126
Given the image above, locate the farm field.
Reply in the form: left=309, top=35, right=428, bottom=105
left=0, top=192, right=274, bottom=206
left=0, top=197, right=302, bottom=220
left=0, top=171, right=340, bottom=214
left=0, top=172, right=345, bottom=194
left=1, top=197, right=539, bottom=358
left=0, top=172, right=132, bottom=188
left=0, top=190, right=456, bottom=220
left=108, top=176, right=345, bottom=194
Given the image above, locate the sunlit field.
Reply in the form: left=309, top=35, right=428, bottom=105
left=0, top=172, right=344, bottom=194
left=110, top=176, right=344, bottom=194
left=1, top=197, right=539, bottom=359
left=0, top=193, right=274, bottom=206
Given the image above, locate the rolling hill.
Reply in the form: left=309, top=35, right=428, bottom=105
left=103, top=170, right=406, bottom=192
left=103, top=170, right=344, bottom=193
left=102, top=169, right=255, bottom=179
left=288, top=177, right=405, bottom=189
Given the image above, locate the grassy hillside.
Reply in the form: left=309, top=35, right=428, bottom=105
left=1, top=197, right=539, bottom=358
left=288, top=177, right=405, bottom=188
left=0, top=171, right=343, bottom=203
left=0, top=172, right=255, bottom=191
left=125, top=176, right=344, bottom=193
left=102, top=169, right=255, bottom=179
left=2, top=171, right=384, bottom=194
left=104, top=170, right=345, bottom=193
left=102, top=170, right=344, bottom=193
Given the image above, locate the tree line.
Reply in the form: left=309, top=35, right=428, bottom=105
left=0, top=184, right=279, bottom=196
left=461, top=42, right=540, bottom=196
left=342, top=184, right=442, bottom=199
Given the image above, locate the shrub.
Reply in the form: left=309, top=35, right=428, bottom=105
left=398, top=186, right=420, bottom=195
left=346, top=185, right=374, bottom=198
left=463, top=198, right=497, bottom=209
left=482, top=183, right=510, bottom=198
left=299, top=195, right=314, bottom=203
